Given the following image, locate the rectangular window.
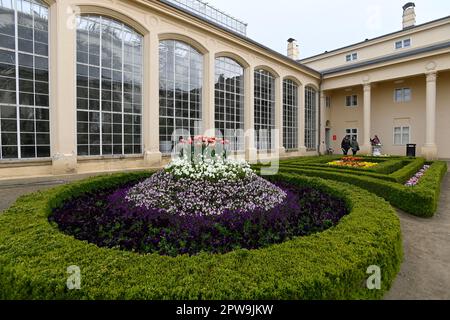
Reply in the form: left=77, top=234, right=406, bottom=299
left=395, top=38, right=411, bottom=50
left=346, top=95, right=358, bottom=107
left=394, top=126, right=410, bottom=145
left=346, top=52, right=358, bottom=62
left=403, top=38, right=411, bottom=47
left=0, top=0, right=50, bottom=160
left=394, top=88, right=412, bottom=102
left=283, top=79, right=298, bottom=151
left=345, top=128, right=358, bottom=141
left=403, top=88, right=412, bottom=101
left=305, top=86, right=317, bottom=150
left=254, top=70, right=275, bottom=151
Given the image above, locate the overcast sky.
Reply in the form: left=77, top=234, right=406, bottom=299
left=206, top=0, right=450, bottom=58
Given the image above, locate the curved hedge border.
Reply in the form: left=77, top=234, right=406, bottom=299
left=0, top=172, right=402, bottom=300
left=276, top=161, right=447, bottom=217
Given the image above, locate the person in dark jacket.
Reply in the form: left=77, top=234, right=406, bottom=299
left=350, top=136, right=360, bottom=156
left=341, top=136, right=351, bottom=155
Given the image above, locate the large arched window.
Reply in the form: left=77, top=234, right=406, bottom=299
left=254, top=69, right=275, bottom=151
left=305, top=86, right=317, bottom=150
left=76, top=15, right=143, bottom=156
left=283, top=79, right=298, bottom=150
left=214, top=57, right=244, bottom=151
left=159, top=40, right=203, bottom=154
left=0, top=0, right=49, bottom=159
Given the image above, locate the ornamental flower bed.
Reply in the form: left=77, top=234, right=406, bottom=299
left=328, top=156, right=378, bottom=169
left=405, top=164, right=431, bottom=187
left=50, top=180, right=348, bottom=256
left=49, top=136, right=350, bottom=256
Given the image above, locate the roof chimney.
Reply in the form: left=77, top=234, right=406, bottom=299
left=402, top=2, right=416, bottom=29
left=287, top=38, right=299, bottom=60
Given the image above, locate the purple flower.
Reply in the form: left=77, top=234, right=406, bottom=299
left=405, top=165, right=431, bottom=187
left=125, top=171, right=287, bottom=217
left=50, top=177, right=349, bottom=257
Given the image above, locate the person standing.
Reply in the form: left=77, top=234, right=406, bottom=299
left=341, top=136, right=351, bottom=155
left=350, top=136, right=360, bottom=156
left=370, top=135, right=381, bottom=146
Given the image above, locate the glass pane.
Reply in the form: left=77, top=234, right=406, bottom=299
left=403, top=88, right=411, bottom=102
left=395, top=89, right=403, bottom=102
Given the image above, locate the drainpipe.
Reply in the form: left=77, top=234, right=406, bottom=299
left=318, top=74, right=324, bottom=155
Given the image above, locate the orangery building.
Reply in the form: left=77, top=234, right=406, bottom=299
left=0, top=0, right=449, bottom=179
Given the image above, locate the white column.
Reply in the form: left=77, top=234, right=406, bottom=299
left=50, top=2, right=77, bottom=174
left=244, top=67, right=257, bottom=162
left=297, top=85, right=306, bottom=155
left=361, top=83, right=372, bottom=155
left=319, top=92, right=327, bottom=154
left=203, top=52, right=215, bottom=137
left=421, top=72, right=438, bottom=160
left=143, top=32, right=162, bottom=166
left=274, top=77, right=285, bottom=155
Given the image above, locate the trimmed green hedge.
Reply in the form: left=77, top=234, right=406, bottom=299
left=373, top=159, right=412, bottom=175
left=390, top=158, right=426, bottom=183
left=0, top=172, right=402, bottom=300
left=279, top=164, right=396, bottom=182
left=277, top=158, right=425, bottom=183
left=277, top=161, right=447, bottom=217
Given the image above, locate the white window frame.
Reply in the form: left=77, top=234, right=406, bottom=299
left=395, top=38, right=412, bottom=50
left=394, top=88, right=412, bottom=103
left=345, top=128, right=358, bottom=141
left=393, top=126, right=410, bottom=145
left=346, top=52, right=358, bottom=62
left=345, top=95, right=358, bottom=107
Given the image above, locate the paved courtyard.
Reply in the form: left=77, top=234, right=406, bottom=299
left=0, top=168, right=449, bottom=300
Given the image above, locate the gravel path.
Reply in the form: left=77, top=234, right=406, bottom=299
left=385, top=173, right=450, bottom=300
left=1, top=170, right=449, bottom=300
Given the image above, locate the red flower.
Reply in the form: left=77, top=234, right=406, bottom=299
left=194, top=135, right=204, bottom=142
